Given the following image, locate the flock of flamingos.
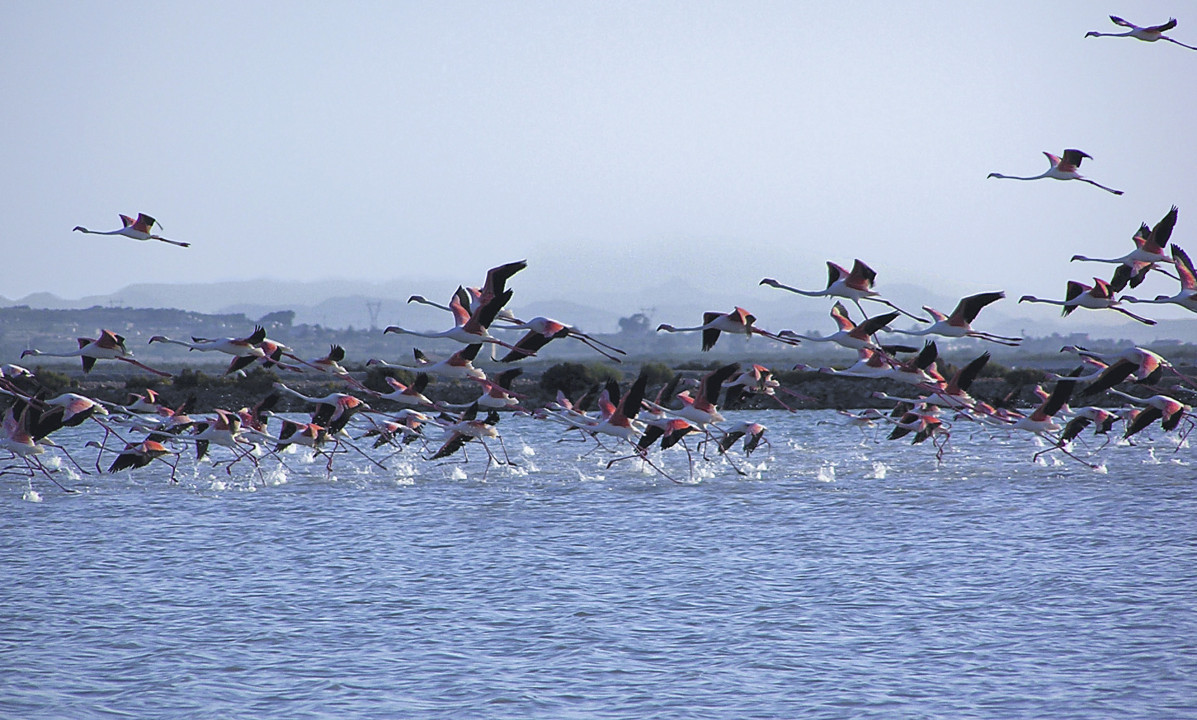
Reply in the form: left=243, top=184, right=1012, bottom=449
left=4, top=15, right=1196, bottom=490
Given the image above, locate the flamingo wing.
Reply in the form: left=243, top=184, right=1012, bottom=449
left=954, top=291, right=1005, bottom=324
left=1146, top=206, right=1178, bottom=251
left=1173, top=246, right=1197, bottom=290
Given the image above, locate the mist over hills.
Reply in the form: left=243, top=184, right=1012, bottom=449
left=4, top=275, right=1194, bottom=346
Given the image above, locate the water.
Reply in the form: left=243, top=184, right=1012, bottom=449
left=2, top=411, right=1195, bottom=719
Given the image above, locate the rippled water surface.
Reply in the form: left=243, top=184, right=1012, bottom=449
left=3, top=411, right=1195, bottom=719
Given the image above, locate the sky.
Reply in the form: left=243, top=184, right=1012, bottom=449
left=2, top=1, right=1196, bottom=328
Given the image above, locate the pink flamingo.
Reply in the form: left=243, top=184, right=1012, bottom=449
left=23, top=329, right=171, bottom=377
left=73, top=213, right=190, bottom=247
left=1086, top=16, right=1197, bottom=50
left=988, top=149, right=1123, bottom=195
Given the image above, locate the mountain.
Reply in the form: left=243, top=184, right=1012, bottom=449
left=6, top=277, right=1194, bottom=345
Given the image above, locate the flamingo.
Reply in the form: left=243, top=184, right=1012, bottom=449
left=498, top=316, right=626, bottom=363
left=36, top=393, right=110, bottom=435
left=148, top=326, right=267, bottom=374
left=716, top=421, right=769, bottom=456
left=104, top=437, right=175, bottom=473
left=779, top=303, right=898, bottom=350
left=884, top=341, right=945, bottom=387
left=885, top=403, right=947, bottom=446
left=405, top=345, right=487, bottom=381
left=1071, top=207, right=1179, bottom=276
left=1124, top=245, right=1197, bottom=313
left=1106, top=390, right=1191, bottom=439
left=274, top=420, right=329, bottom=453
left=385, top=287, right=522, bottom=354
left=1086, top=16, right=1197, bottom=50
left=721, top=364, right=805, bottom=412
left=987, top=149, right=1124, bottom=195
left=273, top=382, right=371, bottom=434
left=1011, top=375, right=1077, bottom=437
left=656, top=307, right=798, bottom=351
left=73, top=213, right=190, bottom=247
left=761, top=259, right=926, bottom=321
left=795, top=347, right=894, bottom=380
left=365, top=371, right=436, bottom=408
left=1059, top=407, right=1119, bottom=445
left=440, top=368, right=527, bottom=412
left=427, top=404, right=514, bottom=478
left=407, top=260, right=527, bottom=319
left=22, top=329, right=171, bottom=377
left=589, top=371, right=650, bottom=443
left=889, top=292, right=1022, bottom=346
left=184, top=409, right=252, bottom=462
left=1019, top=278, right=1156, bottom=325
left=663, top=363, right=741, bottom=429
left=1062, top=345, right=1176, bottom=396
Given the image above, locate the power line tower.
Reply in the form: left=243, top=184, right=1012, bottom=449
left=366, top=301, right=383, bottom=331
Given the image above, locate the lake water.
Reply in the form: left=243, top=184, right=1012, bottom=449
left=2, top=411, right=1195, bottom=719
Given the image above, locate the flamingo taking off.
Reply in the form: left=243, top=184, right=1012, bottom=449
left=73, top=213, right=190, bottom=247
left=1085, top=16, right=1197, bottom=50
left=987, top=149, right=1124, bottom=195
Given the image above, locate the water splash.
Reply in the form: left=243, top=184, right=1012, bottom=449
left=22, top=488, right=43, bottom=503
left=817, top=463, right=836, bottom=482
left=260, top=465, right=288, bottom=487
left=871, top=462, right=889, bottom=479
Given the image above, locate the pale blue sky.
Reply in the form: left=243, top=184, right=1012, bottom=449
left=2, top=2, right=1195, bottom=324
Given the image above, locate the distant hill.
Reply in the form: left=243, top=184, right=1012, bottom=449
left=6, top=276, right=1195, bottom=345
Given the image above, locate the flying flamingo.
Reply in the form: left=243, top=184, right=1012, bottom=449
left=1085, top=16, right=1197, bottom=50
left=403, top=344, right=487, bottom=381
left=148, top=326, right=267, bottom=374
left=407, top=260, right=527, bottom=318
left=1124, top=245, right=1197, bottom=313
left=385, top=288, right=523, bottom=355
left=795, top=347, right=894, bottom=380
left=656, top=307, right=798, bottom=351
left=23, top=329, right=171, bottom=377
left=363, top=370, right=436, bottom=408
left=1019, top=278, right=1156, bottom=325
left=987, top=149, right=1124, bottom=195
left=1071, top=206, right=1179, bottom=277
left=498, top=316, right=626, bottom=363
left=779, top=303, right=899, bottom=350
left=889, top=292, right=1022, bottom=346
left=73, top=213, right=190, bottom=247
left=761, top=259, right=926, bottom=321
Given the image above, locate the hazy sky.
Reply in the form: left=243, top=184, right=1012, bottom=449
left=3, top=2, right=1195, bottom=323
